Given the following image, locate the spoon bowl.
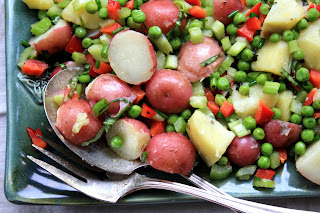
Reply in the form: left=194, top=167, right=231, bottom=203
left=43, top=67, right=146, bottom=174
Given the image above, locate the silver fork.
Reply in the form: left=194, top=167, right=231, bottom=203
left=28, top=144, right=315, bottom=213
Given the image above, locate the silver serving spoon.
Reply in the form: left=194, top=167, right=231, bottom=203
left=43, top=67, right=146, bottom=175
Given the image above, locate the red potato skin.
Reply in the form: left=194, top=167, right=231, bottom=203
left=30, top=22, right=73, bottom=55
left=226, top=135, right=261, bottom=167
left=177, top=36, right=224, bottom=82
left=263, top=120, right=303, bottom=148
left=145, top=132, right=196, bottom=175
left=140, top=0, right=180, bottom=34
left=213, top=0, right=244, bottom=25
left=145, top=69, right=193, bottom=114
left=86, top=74, right=136, bottom=115
left=55, top=99, right=103, bottom=146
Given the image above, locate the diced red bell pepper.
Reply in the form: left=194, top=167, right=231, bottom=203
left=309, top=69, right=320, bottom=89
left=92, top=61, right=112, bottom=74
left=240, top=0, right=246, bottom=6
left=141, top=103, right=157, bottom=119
left=26, top=127, right=47, bottom=149
left=220, top=100, right=234, bottom=118
left=100, top=22, right=122, bottom=35
left=304, top=88, right=317, bottom=106
left=85, top=53, right=98, bottom=78
left=259, top=14, right=267, bottom=23
left=107, top=0, right=121, bottom=20
left=308, top=2, right=320, bottom=12
left=189, top=6, right=206, bottom=19
left=255, top=169, right=276, bottom=180
left=131, top=85, right=146, bottom=104
left=21, top=59, right=48, bottom=77
left=185, top=0, right=201, bottom=6
left=207, top=101, right=220, bottom=115
left=277, top=149, right=287, bottom=164
left=237, top=24, right=255, bottom=42
left=204, top=88, right=215, bottom=102
left=246, top=17, right=261, bottom=31
left=65, top=35, right=83, bottom=54
left=254, top=100, right=274, bottom=125
left=150, top=120, right=166, bottom=136
left=314, top=111, right=320, bottom=119
left=124, top=0, right=134, bottom=10
left=246, top=2, right=261, bottom=17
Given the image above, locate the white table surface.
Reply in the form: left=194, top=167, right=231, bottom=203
left=1, top=0, right=320, bottom=212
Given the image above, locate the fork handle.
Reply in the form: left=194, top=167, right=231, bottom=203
left=137, top=176, right=314, bottom=213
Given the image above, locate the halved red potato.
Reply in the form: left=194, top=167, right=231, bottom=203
left=85, top=74, right=136, bottom=116
left=145, top=69, right=193, bottom=114
left=177, top=36, right=224, bottom=82
left=140, top=0, right=180, bottom=34
left=106, top=118, right=150, bottom=160
left=55, top=99, right=103, bottom=146
left=145, top=132, right=196, bottom=175
left=213, top=0, right=244, bottom=25
left=29, top=19, right=73, bottom=55
left=108, top=30, right=157, bottom=85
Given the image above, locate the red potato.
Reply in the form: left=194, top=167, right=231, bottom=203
left=145, top=132, right=196, bottom=175
left=226, top=135, right=261, bottom=167
left=108, top=30, right=157, bottom=85
left=29, top=19, right=73, bottom=55
left=85, top=74, right=136, bottom=116
left=177, top=36, right=224, bottom=82
left=213, top=0, right=244, bottom=25
left=263, top=119, right=303, bottom=148
left=55, top=99, right=103, bottom=146
left=145, top=69, right=193, bottom=114
left=140, top=0, right=180, bottom=34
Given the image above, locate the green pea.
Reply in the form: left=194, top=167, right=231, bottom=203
left=217, top=156, right=228, bottom=166
left=278, top=81, right=286, bottom=93
left=82, top=37, right=92, bottom=48
left=167, top=114, right=179, bottom=125
left=261, top=143, right=273, bottom=157
left=296, top=18, right=308, bottom=31
left=296, top=68, right=310, bottom=82
left=181, top=109, right=192, bottom=120
left=235, top=71, right=247, bottom=83
left=132, top=10, right=146, bottom=23
left=301, top=129, right=315, bottom=142
left=86, top=2, right=98, bottom=14
left=170, top=37, right=182, bottom=50
left=38, top=10, right=47, bottom=20
left=233, top=12, right=247, bottom=26
left=256, top=73, right=267, bottom=85
left=243, top=116, right=256, bottom=130
left=110, top=136, right=123, bottom=148
left=78, top=74, right=91, bottom=83
left=292, top=29, right=299, bottom=40
left=291, top=113, right=302, bottom=124
left=216, top=110, right=224, bottom=118
left=240, top=48, right=254, bottom=62
left=212, top=71, right=220, bottom=79
left=295, top=141, right=306, bottom=155
left=282, top=30, right=294, bottom=42
left=293, top=49, right=304, bottom=61
left=148, top=26, right=162, bottom=39
left=226, top=24, right=238, bottom=36
left=252, top=0, right=261, bottom=6
left=215, top=94, right=226, bottom=106
left=246, top=0, right=253, bottom=7
left=259, top=3, right=270, bottom=15
left=301, top=105, right=314, bottom=117
left=253, top=127, right=265, bottom=140
left=217, top=77, right=230, bottom=91
left=257, top=156, right=270, bottom=169
left=312, top=100, right=320, bottom=110
left=272, top=107, right=282, bottom=120
left=75, top=26, right=87, bottom=38
left=303, top=117, right=316, bottom=129
left=269, top=33, right=281, bottom=43
left=306, top=8, right=320, bottom=22
left=302, top=81, right=314, bottom=93
left=239, top=84, right=250, bottom=96
left=117, top=0, right=128, bottom=6
left=127, top=105, right=142, bottom=118
left=251, top=35, right=262, bottom=48
left=237, top=60, right=251, bottom=71
left=98, top=8, right=108, bottom=19
left=166, top=124, right=175, bottom=132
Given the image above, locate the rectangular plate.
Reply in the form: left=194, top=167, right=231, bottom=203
left=5, top=0, right=320, bottom=205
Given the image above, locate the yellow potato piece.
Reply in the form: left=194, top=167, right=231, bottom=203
left=186, top=110, right=235, bottom=167
left=275, top=90, right=293, bottom=122
left=22, top=0, right=54, bottom=10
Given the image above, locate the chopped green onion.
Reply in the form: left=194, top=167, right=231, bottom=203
left=200, top=54, right=221, bottom=67
left=141, top=151, right=148, bottom=162
left=21, top=40, right=30, bottom=47
left=95, top=60, right=100, bottom=69
left=280, top=68, right=299, bottom=86
left=100, top=44, right=109, bottom=59
left=227, top=10, right=239, bottom=18
left=248, top=12, right=259, bottom=18
left=92, top=98, right=132, bottom=117
left=68, top=77, right=78, bottom=99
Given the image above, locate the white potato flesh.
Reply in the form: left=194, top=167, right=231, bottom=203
left=22, top=0, right=54, bottom=10
left=106, top=118, right=150, bottom=160
left=296, top=140, right=320, bottom=185
left=108, top=30, right=157, bottom=85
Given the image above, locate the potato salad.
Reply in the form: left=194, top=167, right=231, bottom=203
left=20, top=0, right=320, bottom=187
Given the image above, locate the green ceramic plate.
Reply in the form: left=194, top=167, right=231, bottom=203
left=5, top=0, right=320, bottom=205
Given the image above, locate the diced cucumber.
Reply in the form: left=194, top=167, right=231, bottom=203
left=235, top=165, right=257, bottom=180
left=270, top=151, right=281, bottom=169
left=188, top=27, right=204, bottom=44
left=210, top=164, right=233, bottom=180
left=192, top=81, right=205, bottom=96
left=149, top=34, right=173, bottom=55
left=228, top=119, right=251, bottom=138
left=17, top=47, right=37, bottom=68
left=227, top=37, right=249, bottom=56
left=211, top=20, right=225, bottom=40
left=221, top=36, right=232, bottom=51
left=165, top=55, right=178, bottom=69
left=190, top=96, right=208, bottom=108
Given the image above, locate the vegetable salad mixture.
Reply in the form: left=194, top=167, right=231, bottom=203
left=20, top=0, right=320, bottom=189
